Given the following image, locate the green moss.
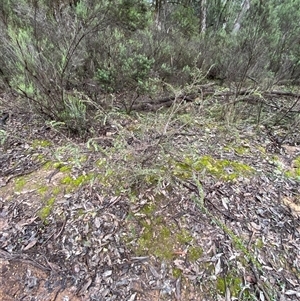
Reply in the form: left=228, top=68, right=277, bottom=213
left=136, top=215, right=173, bottom=260
left=38, top=197, right=56, bottom=222
left=216, top=275, right=242, bottom=297
left=258, top=146, right=266, bottom=154
left=73, top=174, right=91, bottom=186
left=76, top=208, right=86, bottom=217
left=216, top=277, right=226, bottom=295
left=255, top=238, right=264, bottom=249
left=61, top=175, right=73, bottom=185
left=129, top=189, right=199, bottom=261
left=52, top=187, right=61, bottom=195
left=59, top=165, right=72, bottom=172
left=37, top=186, right=48, bottom=196
left=137, top=222, right=175, bottom=260
left=15, top=177, right=26, bottom=192
left=59, top=173, right=95, bottom=194
left=38, top=206, right=52, bottom=222
left=44, top=161, right=54, bottom=170
left=31, top=139, right=52, bottom=148
left=134, top=214, right=196, bottom=261
left=234, top=146, right=249, bottom=155
left=53, top=162, right=64, bottom=169
left=201, top=261, right=214, bottom=274
left=144, top=172, right=161, bottom=185
left=172, top=268, right=182, bottom=278
left=140, top=203, right=156, bottom=215
left=293, top=156, right=300, bottom=168
left=173, top=155, right=254, bottom=181
left=96, top=158, right=107, bottom=167
left=188, top=246, right=203, bottom=262
left=285, top=156, right=300, bottom=179
left=224, top=144, right=250, bottom=155
left=177, top=229, right=193, bottom=244
left=34, top=154, right=46, bottom=162
left=61, top=173, right=94, bottom=187
left=97, top=168, right=115, bottom=186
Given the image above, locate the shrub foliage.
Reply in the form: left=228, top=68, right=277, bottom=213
left=0, top=0, right=299, bottom=132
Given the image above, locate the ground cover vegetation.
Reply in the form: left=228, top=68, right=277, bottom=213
left=0, top=0, right=300, bottom=300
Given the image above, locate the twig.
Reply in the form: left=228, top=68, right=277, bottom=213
left=249, top=260, right=272, bottom=301
left=5, top=163, right=45, bottom=184
left=178, top=179, right=238, bottom=221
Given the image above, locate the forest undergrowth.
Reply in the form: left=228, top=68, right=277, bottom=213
left=1, top=1, right=300, bottom=300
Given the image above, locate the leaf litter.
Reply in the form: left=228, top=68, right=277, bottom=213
left=0, top=108, right=299, bottom=300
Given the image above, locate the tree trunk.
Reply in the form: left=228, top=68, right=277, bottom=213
left=199, top=0, right=207, bottom=33
left=232, top=0, right=251, bottom=34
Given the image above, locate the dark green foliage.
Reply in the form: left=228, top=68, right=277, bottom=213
left=114, top=0, right=150, bottom=31
left=170, top=4, right=198, bottom=38
left=0, top=0, right=299, bottom=134
left=96, top=47, right=155, bottom=93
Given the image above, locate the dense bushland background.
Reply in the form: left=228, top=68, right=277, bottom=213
left=0, top=0, right=300, bottom=134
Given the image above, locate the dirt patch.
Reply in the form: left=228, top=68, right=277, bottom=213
left=0, top=259, right=82, bottom=301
